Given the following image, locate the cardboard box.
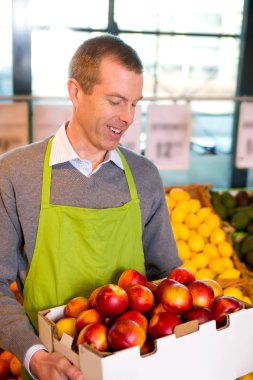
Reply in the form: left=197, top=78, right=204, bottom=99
left=38, top=305, right=253, bottom=380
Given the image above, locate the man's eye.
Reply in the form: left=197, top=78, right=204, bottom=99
left=109, top=99, right=121, bottom=105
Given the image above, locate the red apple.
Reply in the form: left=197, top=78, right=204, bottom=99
left=168, top=267, right=195, bottom=286
left=95, top=284, right=129, bottom=317
left=118, top=269, right=147, bottom=289
left=201, top=279, right=223, bottom=298
left=126, top=285, right=154, bottom=314
left=155, top=278, right=178, bottom=302
left=161, top=283, right=193, bottom=314
left=64, top=296, right=89, bottom=318
left=108, top=319, right=146, bottom=351
left=76, top=309, right=102, bottom=333
left=149, top=311, right=182, bottom=339
left=77, top=323, right=108, bottom=351
left=117, top=310, right=148, bottom=333
left=188, top=280, right=215, bottom=308
left=184, top=306, right=214, bottom=324
left=212, top=296, right=243, bottom=328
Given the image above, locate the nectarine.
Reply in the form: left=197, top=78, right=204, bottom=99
left=108, top=319, right=146, bottom=351
left=118, top=269, right=147, bottom=289
left=95, top=284, right=129, bottom=317
left=77, top=323, right=108, bottom=351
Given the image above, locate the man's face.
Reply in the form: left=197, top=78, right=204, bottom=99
left=73, top=56, right=143, bottom=153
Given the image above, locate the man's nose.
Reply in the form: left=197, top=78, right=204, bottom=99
left=119, top=106, right=134, bottom=125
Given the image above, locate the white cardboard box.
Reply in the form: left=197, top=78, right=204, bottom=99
left=38, top=305, right=253, bottom=380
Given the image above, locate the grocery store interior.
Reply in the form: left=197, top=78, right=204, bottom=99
left=0, top=1, right=253, bottom=380
left=1, top=0, right=253, bottom=188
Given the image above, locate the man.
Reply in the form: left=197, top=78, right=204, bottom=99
left=0, top=34, right=180, bottom=379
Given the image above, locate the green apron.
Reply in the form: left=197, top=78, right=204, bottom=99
left=21, top=137, right=145, bottom=379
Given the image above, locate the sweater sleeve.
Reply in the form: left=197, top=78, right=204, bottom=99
left=0, top=159, right=42, bottom=362
left=142, top=172, right=182, bottom=280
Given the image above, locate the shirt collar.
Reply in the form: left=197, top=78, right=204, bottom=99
left=49, top=122, right=124, bottom=170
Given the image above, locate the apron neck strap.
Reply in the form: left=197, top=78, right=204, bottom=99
left=116, top=148, right=138, bottom=200
left=41, top=137, right=54, bottom=206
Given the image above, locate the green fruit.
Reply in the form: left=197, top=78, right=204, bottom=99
left=221, top=192, right=237, bottom=209
left=235, top=190, right=250, bottom=207
left=231, top=211, right=251, bottom=231
left=245, top=251, right=253, bottom=268
left=247, top=221, right=253, bottom=234
left=240, top=235, right=253, bottom=255
left=213, top=202, right=228, bottom=220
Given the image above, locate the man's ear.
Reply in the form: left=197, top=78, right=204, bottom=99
left=68, top=78, right=80, bottom=106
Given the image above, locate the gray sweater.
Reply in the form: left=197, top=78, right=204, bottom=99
left=0, top=138, right=180, bottom=361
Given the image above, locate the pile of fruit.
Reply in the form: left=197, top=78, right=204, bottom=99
left=165, top=188, right=241, bottom=281
left=53, top=268, right=244, bottom=355
left=0, top=349, right=21, bottom=379
left=210, top=189, right=253, bottom=272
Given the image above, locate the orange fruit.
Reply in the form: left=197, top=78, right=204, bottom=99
left=10, top=355, right=21, bottom=377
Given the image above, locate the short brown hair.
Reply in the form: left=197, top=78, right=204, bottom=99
left=68, top=34, right=143, bottom=94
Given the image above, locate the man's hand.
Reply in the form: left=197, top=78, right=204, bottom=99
left=30, top=349, right=84, bottom=380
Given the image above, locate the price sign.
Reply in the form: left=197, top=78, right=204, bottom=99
left=0, top=103, right=28, bottom=154
left=120, top=105, right=141, bottom=153
left=33, top=104, right=72, bottom=141
left=145, top=104, right=191, bottom=170
left=236, top=102, right=253, bottom=168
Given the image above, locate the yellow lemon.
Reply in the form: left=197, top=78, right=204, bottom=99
left=176, top=223, right=190, bottom=241
left=218, top=241, right=233, bottom=257
left=195, top=268, right=215, bottom=280
left=223, top=286, right=243, bottom=299
left=176, top=200, right=191, bottom=214
left=169, top=188, right=190, bottom=202
left=197, top=207, right=212, bottom=223
left=171, top=207, right=187, bottom=223
left=204, top=213, right=221, bottom=230
left=191, top=253, right=210, bottom=269
left=171, top=222, right=179, bottom=241
left=218, top=268, right=241, bottom=279
left=188, top=199, right=201, bottom=214
left=185, top=214, right=200, bottom=230
left=177, top=240, right=192, bottom=260
left=210, top=228, right=226, bottom=245
left=188, top=234, right=205, bottom=252
left=166, top=195, right=176, bottom=212
left=197, top=223, right=211, bottom=238
left=203, top=243, right=219, bottom=257
left=242, top=296, right=252, bottom=305
left=222, top=257, right=234, bottom=269
left=181, top=260, right=197, bottom=274
left=208, top=257, right=226, bottom=274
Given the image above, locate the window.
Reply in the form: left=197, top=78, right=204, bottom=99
left=0, top=0, right=12, bottom=95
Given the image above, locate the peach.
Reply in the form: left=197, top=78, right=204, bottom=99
left=126, top=285, right=154, bottom=314
left=201, top=279, right=223, bottom=298
left=95, top=284, right=129, bottom=317
left=89, top=286, right=103, bottom=309
left=55, top=317, right=76, bottom=339
left=161, top=283, right=193, bottom=314
left=64, top=296, right=89, bottom=318
left=108, top=319, right=146, bottom=351
left=76, top=309, right=102, bottom=333
left=0, top=358, right=10, bottom=378
left=118, top=269, right=147, bottom=289
left=155, top=278, right=178, bottom=302
left=188, top=280, right=215, bottom=308
left=168, top=267, right=195, bottom=286
left=149, top=302, right=166, bottom=319
left=118, top=310, right=148, bottom=333
left=149, top=311, right=182, bottom=339
left=184, top=306, right=214, bottom=324
left=77, top=323, right=108, bottom=352
left=212, top=296, right=243, bottom=328
left=10, top=355, right=21, bottom=377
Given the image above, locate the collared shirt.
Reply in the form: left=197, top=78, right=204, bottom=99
left=24, top=122, right=124, bottom=377
left=49, top=122, right=124, bottom=176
